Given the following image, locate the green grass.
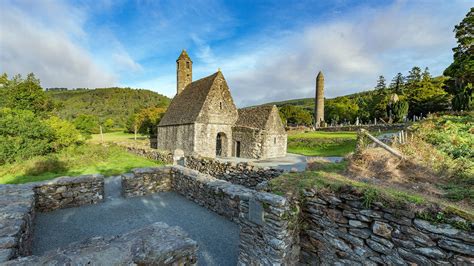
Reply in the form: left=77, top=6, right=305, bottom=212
left=0, top=144, right=163, bottom=184
left=287, top=131, right=357, bottom=156
left=90, top=132, right=149, bottom=143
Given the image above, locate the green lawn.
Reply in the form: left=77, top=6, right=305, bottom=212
left=0, top=144, right=163, bottom=184
left=90, top=131, right=149, bottom=144
left=287, top=131, right=357, bottom=157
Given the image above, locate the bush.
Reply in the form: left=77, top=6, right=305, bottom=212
left=73, top=114, right=100, bottom=134
left=0, top=108, right=54, bottom=164
left=45, top=116, right=85, bottom=151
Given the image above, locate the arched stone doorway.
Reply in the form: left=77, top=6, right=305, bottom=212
left=216, top=132, right=228, bottom=157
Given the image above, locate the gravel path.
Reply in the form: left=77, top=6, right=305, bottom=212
left=32, top=176, right=239, bottom=266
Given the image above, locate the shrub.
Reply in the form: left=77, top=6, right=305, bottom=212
left=44, top=116, right=85, bottom=151
left=73, top=114, right=100, bottom=134
left=0, top=108, right=54, bottom=164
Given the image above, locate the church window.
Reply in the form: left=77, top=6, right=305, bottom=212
left=219, top=102, right=223, bottom=110
left=186, top=61, right=190, bottom=69
left=274, top=137, right=277, bottom=144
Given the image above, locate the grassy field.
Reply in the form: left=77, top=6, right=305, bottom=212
left=287, top=131, right=357, bottom=157
left=89, top=131, right=149, bottom=145
left=0, top=144, right=163, bottom=184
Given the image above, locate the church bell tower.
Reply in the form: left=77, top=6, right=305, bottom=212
left=176, top=50, right=192, bottom=95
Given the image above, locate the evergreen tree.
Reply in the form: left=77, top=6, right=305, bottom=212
left=406, top=66, right=422, bottom=88
left=391, top=101, right=409, bottom=123
left=390, top=73, right=404, bottom=94
left=375, top=75, right=387, bottom=91
left=443, top=7, right=473, bottom=111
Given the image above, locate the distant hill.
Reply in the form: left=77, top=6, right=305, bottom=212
left=48, top=88, right=171, bottom=129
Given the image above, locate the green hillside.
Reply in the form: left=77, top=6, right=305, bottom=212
left=48, top=88, right=171, bottom=129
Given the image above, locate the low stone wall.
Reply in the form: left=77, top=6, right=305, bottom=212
left=0, top=185, right=36, bottom=262
left=4, top=222, right=198, bottom=265
left=171, top=166, right=252, bottom=221
left=315, top=123, right=406, bottom=132
left=300, top=188, right=474, bottom=265
left=122, top=167, right=172, bottom=197
left=184, top=156, right=283, bottom=189
left=34, top=174, right=105, bottom=212
left=171, top=165, right=299, bottom=264
left=120, top=144, right=173, bottom=164
left=238, top=192, right=300, bottom=265
left=0, top=175, right=105, bottom=263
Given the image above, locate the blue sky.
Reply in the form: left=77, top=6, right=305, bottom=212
left=0, top=0, right=471, bottom=107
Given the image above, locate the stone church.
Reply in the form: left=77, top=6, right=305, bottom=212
left=156, top=50, right=287, bottom=159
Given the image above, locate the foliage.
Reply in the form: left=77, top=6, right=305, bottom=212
left=443, top=7, right=474, bottom=111
left=73, top=114, right=100, bottom=135
left=48, top=87, right=170, bottom=129
left=2, top=73, right=54, bottom=115
left=390, top=72, right=404, bottom=94
left=403, top=113, right=473, bottom=204
left=0, top=108, right=54, bottom=164
left=44, top=116, right=85, bottom=150
left=279, top=105, right=313, bottom=126
left=0, top=144, right=163, bottom=184
left=375, top=75, right=386, bottom=91
left=390, top=100, right=409, bottom=122
left=126, top=107, right=167, bottom=135
left=325, top=97, right=359, bottom=124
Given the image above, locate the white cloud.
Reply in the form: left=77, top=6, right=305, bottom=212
left=183, top=1, right=469, bottom=107
left=0, top=0, right=116, bottom=88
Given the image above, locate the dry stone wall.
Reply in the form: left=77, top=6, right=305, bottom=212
left=171, top=165, right=299, bottom=265
left=0, top=175, right=105, bottom=263
left=34, top=174, right=104, bottom=212
left=3, top=222, right=198, bottom=265
left=120, top=144, right=173, bottom=164
left=0, top=185, right=35, bottom=262
left=184, top=156, right=283, bottom=189
left=122, top=167, right=172, bottom=197
left=300, top=188, right=474, bottom=265
left=171, top=166, right=252, bottom=221
left=238, top=192, right=300, bottom=265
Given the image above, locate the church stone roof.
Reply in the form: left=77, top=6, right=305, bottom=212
left=159, top=72, right=219, bottom=126
left=235, top=105, right=276, bottom=130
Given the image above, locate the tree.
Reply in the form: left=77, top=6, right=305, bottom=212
left=126, top=107, right=167, bottom=135
left=73, top=114, right=100, bottom=135
left=406, top=67, right=449, bottom=115
left=391, top=100, right=409, bottom=123
left=279, top=105, right=312, bottom=126
left=4, top=73, right=53, bottom=115
left=443, top=7, right=474, bottom=111
left=45, top=116, right=85, bottom=150
left=390, top=73, right=405, bottom=95
left=0, top=108, right=54, bottom=164
left=375, top=75, right=387, bottom=91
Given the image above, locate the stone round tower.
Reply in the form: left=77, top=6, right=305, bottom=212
left=315, top=71, right=325, bottom=128
left=176, top=50, right=192, bottom=95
